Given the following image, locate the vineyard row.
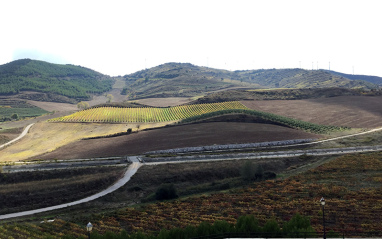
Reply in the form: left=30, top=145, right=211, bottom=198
left=49, top=101, right=248, bottom=123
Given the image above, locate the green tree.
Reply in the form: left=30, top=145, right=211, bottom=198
left=282, top=213, right=316, bottom=237
left=235, top=215, right=260, bottom=233
left=77, top=101, right=89, bottom=110
left=262, top=218, right=281, bottom=237
left=10, top=113, right=18, bottom=120
left=106, top=94, right=114, bottom=103
left=255, top=164, right=264, bottom=180
left=240, top=160, right=255, bottom=181
left=155, top=184, right=178, bottom=200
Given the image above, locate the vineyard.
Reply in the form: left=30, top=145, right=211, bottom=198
left=1, top=153, right=382, bottom=238
left=48, top=101, right=248, bottom=123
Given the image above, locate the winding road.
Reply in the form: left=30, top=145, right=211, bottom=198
left=0, top=123, right=34, bottom=149
left=0, top=157, right=141, bottom=220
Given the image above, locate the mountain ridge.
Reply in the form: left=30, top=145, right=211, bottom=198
left=1, top=60, right=381, bottom=102
left=123, top=62, right=381, bottom=99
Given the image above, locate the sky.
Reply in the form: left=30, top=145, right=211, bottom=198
left=1, top=0, right=381, bottom=77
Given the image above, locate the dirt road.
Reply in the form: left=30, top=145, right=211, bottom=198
left=0, top=123, right=34, bottom=149
left=0, top=157, right=141, bottom=220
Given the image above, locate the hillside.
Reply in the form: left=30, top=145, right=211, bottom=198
left=324, top=70, right=382, bottom=85
left=192, top=88, right=376, bottom=103
left=123, top=63, right=260, bottom=99
left=123, top=63, right=380, bottom=99
left=0, top=59, right=114, bottom=101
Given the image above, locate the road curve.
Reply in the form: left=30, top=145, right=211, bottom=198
left=0, top=123, right=34, bottom=149
left=0, top=158, right=141, bottom=220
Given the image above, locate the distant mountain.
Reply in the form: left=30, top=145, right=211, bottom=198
left=0, top=59, right=114, bottom=100
left=123, top=62, right=262, bottom=99
left=123, top=63, right=379, bottom=99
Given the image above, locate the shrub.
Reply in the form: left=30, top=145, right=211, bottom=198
left=155, top=184, right=178, bottom=201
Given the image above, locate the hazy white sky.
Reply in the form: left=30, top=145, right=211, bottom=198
left=1, top=0, right=381, bottom=77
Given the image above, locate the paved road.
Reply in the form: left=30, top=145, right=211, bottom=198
left=0, top=157, right=141, bottom=220
left=0, top=123, right=34, bottom=149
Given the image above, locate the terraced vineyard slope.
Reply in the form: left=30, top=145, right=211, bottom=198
left=49, top=101, right=248, bottom=123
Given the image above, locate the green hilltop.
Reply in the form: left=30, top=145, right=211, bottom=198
left=123, top=63, right=381, bottom=99
left=1, top=60, right=381, bottom=102
left=0, top=59, right=114, bottom=100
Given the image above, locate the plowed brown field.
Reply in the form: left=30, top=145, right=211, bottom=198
left=242, top=95, right=382, bottom=128
left=34, top=122, right=319, bottom=160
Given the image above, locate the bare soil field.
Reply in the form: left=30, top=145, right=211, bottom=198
left=134, top=97, right=194, bottom=107
left=242, top=95, right=382, bottom=128
left=34, top=122, right=319, bottom=160
left=27, top=100, right=77, bottom=112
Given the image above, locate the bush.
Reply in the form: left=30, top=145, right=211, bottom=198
left=241, top=161, right=269, bottom=182
left=155, top=184, right=178, bottom=200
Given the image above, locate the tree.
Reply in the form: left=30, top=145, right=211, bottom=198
left=235, top=215, right=260, bottom=233
left=10, top=113, right=19, bottom=120
left=282, top=213, right=316, bottom=237
left=254, top=164, right=264, bottom=180
left=262, top=218, right=281, bottom=237
left=77, top=101, right=89, bottom=110
left=155, top=184, right=178, bottom=200
left=106, top=94, right=113, bottom=103
left=241, top=160, right=255, bottom=181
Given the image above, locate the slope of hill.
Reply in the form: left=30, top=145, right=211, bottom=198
left=192, top=88, right=372, bottom=103
left=236, top=68, right=379, bottom=89
left=123, top=63, right=379, bottom=99
left=123, top=63, right=260, bottom=99
left=0, top=59, right=114, bottom=100
left=324, top=70, right=382, bottom=85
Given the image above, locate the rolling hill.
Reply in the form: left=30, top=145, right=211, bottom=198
left=0, top=59, right=114, bottom=101
left=324, top=69, right=382, bottom=85
left=123, top=63, right=380, bottom=99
